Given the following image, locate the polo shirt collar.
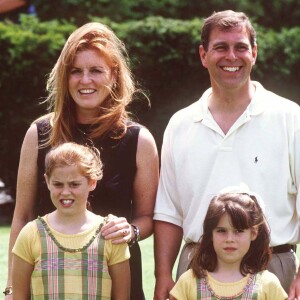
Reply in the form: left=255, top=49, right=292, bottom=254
left=193, top=81, right=266, bottom=123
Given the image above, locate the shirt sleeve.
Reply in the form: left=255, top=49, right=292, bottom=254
left=12, top=221, right=38, bottom=265
left=258, top=271, right=288, bottom=300
left=154, top=119, right=183, bottom=226
left=170, top=270, right=197, bottom=300
left=104, top=240, right=130, bottom=266
left=293, top=108, right=300, bottom=224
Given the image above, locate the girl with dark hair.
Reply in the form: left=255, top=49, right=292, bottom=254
left=170, top=188, right=287, bottom=299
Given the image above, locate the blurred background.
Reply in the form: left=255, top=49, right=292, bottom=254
left=1, top=0, right=300, bottom=222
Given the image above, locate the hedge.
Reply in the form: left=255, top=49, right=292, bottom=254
left=1, top=15, right=300, bottom=196
left=31, top=0, right=300, bottom=29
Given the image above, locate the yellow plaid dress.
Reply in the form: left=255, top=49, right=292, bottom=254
left=31, top=218, right=111, bottom=299
left=196, top=273, right=261, bottom=300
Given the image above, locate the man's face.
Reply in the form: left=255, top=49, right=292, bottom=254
left=199, top=26, right=257, bottom=91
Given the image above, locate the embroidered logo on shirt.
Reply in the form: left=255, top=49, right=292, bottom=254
left=254, top=156, right=258, bottom=163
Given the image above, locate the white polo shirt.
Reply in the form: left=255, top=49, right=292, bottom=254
left=154, top=81, right=300, bottom=246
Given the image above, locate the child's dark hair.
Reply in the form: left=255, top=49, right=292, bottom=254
left=190, top=192, right=271, bottom=278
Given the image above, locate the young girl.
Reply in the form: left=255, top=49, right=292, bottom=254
left=12, top=142, right=130, bottom=300
left=170, top=189, right=288, bottom=300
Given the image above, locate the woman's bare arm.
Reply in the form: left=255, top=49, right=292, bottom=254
left=6, top=124, right=38, bottom=296
left=130, top=127, right=159, bottom=239
left=101, top=127, right=159, bottom=243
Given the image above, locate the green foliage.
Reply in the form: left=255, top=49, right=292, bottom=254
left=31, top=0, right=300, bottom=29
left=0, top=17, right=75, bottom=190
left=31, top=0, right=186, bottom=24
left=235, top=0, right=300, bottom=29
left=104, top=17, right=205, bottom=100
left=1, top=15, right=300, bottom=196
left=254, top=26, right=300, bottom=97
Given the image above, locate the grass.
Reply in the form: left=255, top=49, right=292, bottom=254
left=140, top=235, right=181, bottom=299
left=0, top=226, right=10, bottom=300
left=0, top=226, right=177, bottom=300
left=140, top=236, right=155, bottom=298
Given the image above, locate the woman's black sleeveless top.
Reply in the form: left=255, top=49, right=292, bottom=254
left=35, top=117, right=145, bottom=300
left=36, top=118, right=140, bottom=221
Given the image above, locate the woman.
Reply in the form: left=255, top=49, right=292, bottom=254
left=6, top=22, right=159, bottom=299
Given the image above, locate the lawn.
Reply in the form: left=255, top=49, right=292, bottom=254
left=0, top=226, right=179, bottom=300
left=140, top=236, right=181, bottom=299
left=0, top=226, right=10, bottom=300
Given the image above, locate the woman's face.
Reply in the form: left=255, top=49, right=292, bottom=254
left=68, top=49, right=115, bottom=121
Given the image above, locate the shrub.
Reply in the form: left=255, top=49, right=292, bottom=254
left=31, top=0, right=300, bottom=29
left=1, top=16, right=300, bottom=196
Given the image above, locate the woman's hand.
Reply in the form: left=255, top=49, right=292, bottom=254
left=101, top=214, right=133, bottom=244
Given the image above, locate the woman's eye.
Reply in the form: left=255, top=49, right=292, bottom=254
left=91, top=68, right=103, bottom=74
left=70, top=69, right=81, bottom=74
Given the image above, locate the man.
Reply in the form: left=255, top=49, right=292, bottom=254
left=154, top=10, right=300, bottom=300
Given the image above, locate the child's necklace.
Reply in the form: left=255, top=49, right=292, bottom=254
left=204, top=272, right=255, bottom=300
left=38, top=216, right=103, bottom=253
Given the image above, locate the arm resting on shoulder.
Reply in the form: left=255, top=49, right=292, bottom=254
left=101, top=128, right=159, bottom=244
left=131, top=127, right=159, bottom=239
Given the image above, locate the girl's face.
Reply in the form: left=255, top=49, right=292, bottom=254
left=45, top=165, right=96, bottom=216
left=68, top=49, right=115, bottom=121
left=212, top=213, right=257, bottom=269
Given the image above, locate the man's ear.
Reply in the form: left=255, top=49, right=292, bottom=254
left=251, top=44, right=258, bottom=66
left=199, top=45, right=208, bottom=69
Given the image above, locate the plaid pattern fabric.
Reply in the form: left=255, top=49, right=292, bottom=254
left=31, top=219, right=111, bottom=299
left=196, top=273, right=260, bottom=300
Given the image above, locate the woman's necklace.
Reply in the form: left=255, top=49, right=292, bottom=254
left=38, top=216, right=103, bottom=253
left=75, top=125, right=95, bottom=148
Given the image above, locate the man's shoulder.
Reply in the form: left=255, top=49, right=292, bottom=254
left=168, top=100, right=201, bottom=126
left=266, top=93, right=300, bottom=120
left=256, top=81, right=300, bottom=111
left=267, top=91, right=298, bottom=108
